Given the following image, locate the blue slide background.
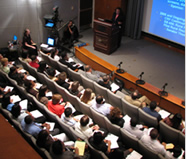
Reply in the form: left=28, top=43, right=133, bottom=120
left=149, top=0, right=185, bottom=45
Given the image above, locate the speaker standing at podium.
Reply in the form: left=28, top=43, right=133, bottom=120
left=112, top=7, right=124, bottom=48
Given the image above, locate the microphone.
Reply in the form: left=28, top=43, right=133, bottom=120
left=136, top=72, right=145, bottom=85
left=162, top=83, right=168, bottom=89
left=118, top=62, right=123, bottom=67
left=116, top=62, right=124, bottom=74
left=158, top=83, right=168, bottom=96
left=138, top=72, right=144, bottom=79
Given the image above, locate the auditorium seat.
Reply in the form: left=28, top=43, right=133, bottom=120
left=39, top=51, right=51, bottom=65
left=48, top=56, right=59, bottom=70
left=159, top=120, right=179, bottom=146
left=54, top=83, right=69, bottom=102
left=90, top=107, right=107, bottom=129
left=93, top=82, right=109, bottom=102
left=138, top=140, right=165, bottom=159
left=138, top=108, right=158, bottom=128
left=107, top=89, right=122, bottom=112
left=77, top=99, right=93, bottom=119
left=57, top=61, right=68, bottom=73
left=178, top=131, right=185, bottom=149
left=81, top=74, right=95, bottom=92
left=104, top=116, right=121, bottom=136
left=121, top=98, right=139, bottom=120
left=66, top=91, right=81, bottom=112
left=120, top=128, right=139, bottom=151
left=85, top=139, right=109, bottom=159
left=67, top=68, right=82, bottom=85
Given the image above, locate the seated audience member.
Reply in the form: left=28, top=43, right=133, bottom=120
left=123, top=117, right=148, bottom=139
left=36, top=85, right=49, bottom=107
left=89, top=132, right=132, bottom=158
left=25, top=80, right=38, bottom=97
left=36, top=130, right=73, bottom=152
left=143, top=101, right=162, bottom=121
left=80, top=88, right=95, bottom=106
left=124, top=90, right=151, bottom=108
left=108, top=107, right=124, bottom=127
left=8, top=66, right=24, bottom=86
left=46, top=67, right=58, bottom=81
left=163, top=113, right=185, bottom=133
left=11, top=103, right=46, bottom=123
left=83, top=65, right=105, bottom=82
left=11, top=103, right=29, bottom=123
left=75, top=115, right=100, bottom=139
left=140, top=128, right=167, bottom=157
left=50, top=140, right=88, bottom=159
left=2, top=93, right=14, bottom=111
left=61, top=107, right=79, bottom=127
left=56, top=72, right=71, bottom=90
left=21, top=51, right=31, bottom=63
left=98, top=75, right=111, bottom=90
left=166, top=145, right=183, bottom=159
left=47, top=94, right=65, bottom=118
left=37, top=61, right=49, bottom=77
left=29, top=55, right=39, bottom=69
left=92, top=95, right=114, bottom=116
left=50, top=48, right=60, bottom=61
left=1, top=58, right=10, bottom=74
left=69, top=81, right=83, bottom=97
left=21, top=115, right=59, bottom=138
left=59, top=52, right=84, bottom=71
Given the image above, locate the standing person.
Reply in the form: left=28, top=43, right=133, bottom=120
left=62, top=20, right=79, bottom=48
left=22, top=28, right=38, bottom=57
left=112, top=7, right=124, bottom=48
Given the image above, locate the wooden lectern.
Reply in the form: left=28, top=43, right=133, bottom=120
left=93, top=19, right=119, bottom=55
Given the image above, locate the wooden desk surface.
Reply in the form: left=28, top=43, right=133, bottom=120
left=75, top=46, right=185, bottom=118
left=0, top=113, right=42, bottom=159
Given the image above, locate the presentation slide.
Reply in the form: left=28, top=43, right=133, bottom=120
left=143, top=0, right=185, bottom=46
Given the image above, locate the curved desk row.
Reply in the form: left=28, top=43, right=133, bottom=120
left=75, top=46, right=185, bottom=119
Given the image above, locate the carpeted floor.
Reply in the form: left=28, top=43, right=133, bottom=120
left=77, top=28, right=185, bottom=100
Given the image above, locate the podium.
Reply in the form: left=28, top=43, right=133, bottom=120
left=93, top=19, right=119, bottom=55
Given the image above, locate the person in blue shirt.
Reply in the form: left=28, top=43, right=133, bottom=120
left=142, top=101, right=162, bottom=121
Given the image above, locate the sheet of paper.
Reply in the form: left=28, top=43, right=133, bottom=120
left=19, top=99, right=28, bottom=110
left=30, top=110, right=43, bottom=118
left=55, top=70, right=60, bottom=77
left=35, top=83, right=43, bottom=89
left=4, top=86, right=14, bottom=92
left=111, top=82, right=120, bottom=92
left=40, top=43, right=48, bottom=48
left=126, top=150, right=142, bottom=159
left=26, top=75, right=36, bottom=81
left=46, top=91, right=53, bottom=97
left=158, top=109, right=170, bottom=119
left=74, top=141, right=86, bottom=156
left=105, top=133, right=119, bottom=149
left=123, top=114, right=131, bottom=123
left=10, top=95, right=21, bottom=103
left=18, top=69, right=27, bottom=73
left=45, top=122, right=55, bottom=131
left=67, top=58, right=74, bottom=63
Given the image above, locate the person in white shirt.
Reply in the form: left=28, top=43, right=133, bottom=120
left=74, top=115, right=99, bottom=139
left=92, top=95, right=114, bottom=116
left=140, top=128, right=167, bottom=157
left=123, top=117, right=148, bottom=139
left=61, top=107, right=78, bottom=127
left=50, top=48, right=60, bottom=61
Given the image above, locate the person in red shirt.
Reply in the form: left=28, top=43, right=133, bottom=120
left=48, top=94, right=65, bottom=118
left=29, top=55, right=39, bottom=69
